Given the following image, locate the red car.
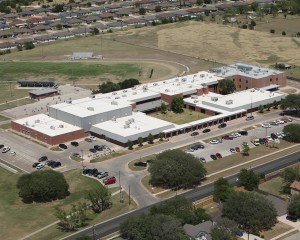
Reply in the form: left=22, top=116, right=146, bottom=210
left=235, top=147, right=240, bottom=152
left=103, top=176, right=116, bottom=185
left=216, top=153, right=222, bottom=159
left=222, top=135, right=234, bottom=140
left=262, top=138, right=268, bottom=143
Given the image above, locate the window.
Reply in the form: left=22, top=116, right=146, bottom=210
left=239, top=79, right=241, bottom=82
left=246, top=80, right=248, bottom=83
left=246, top=87, right=248, bottom=89
left=239, top=85, right=241, bottom=89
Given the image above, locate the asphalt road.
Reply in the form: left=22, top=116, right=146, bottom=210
left=63, top=151, right=300, bottom=240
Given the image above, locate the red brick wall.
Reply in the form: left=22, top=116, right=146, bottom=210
left=160, top=93, right=183, bottom=104
left=196, top=88, right=204, bottom=96
left=11, top=121, right=86, bottom=145
left=131, top=103, right=137, bottom=110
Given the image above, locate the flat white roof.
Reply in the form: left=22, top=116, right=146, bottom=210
left=14, top=114, right=82, bottom=137
left=49, top=96, right=131, bottom=117
left=210, top=63, right=283, bottom=79
left=91, top=112, right=174, bottom=138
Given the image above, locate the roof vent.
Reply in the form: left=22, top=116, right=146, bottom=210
left=112, top=92, right=117, bottom=95
left=123, top=90, right=127, bottom=92
left=59, top=124, right=64, bottom=128
left=35, top=119, right=40, bottom=123
left=194, top=100, right=198, bottom=103
left=50, top=125, right=56, bottom=130
left=67, top=100, right=72, bottom=104
left=191, top=95, right=198, bottom=99
left=226, top=100, right=233, bottom=105
left=111, top=101, right=118, bottom=105
left=211, top=97, right=218, bottom=102
left=87, top=107, right=94, bottom=111
left=89, top=95, right=95, bottom=99
left=115, top=96, right=120, bottom=99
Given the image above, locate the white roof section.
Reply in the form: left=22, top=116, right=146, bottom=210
left=49, top=96, right=131, bottom=118
left=14, top=114, right=82, bottom=137
left=90, top=112, right=175, bottom=142
left=210, top=63, right=283, bottom=79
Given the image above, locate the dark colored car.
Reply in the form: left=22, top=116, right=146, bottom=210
left=271, top=133, right=278, bottom=140
left=193, top=144, right=205, bottom=150
left=222, top=135, right=234, bottom=140
left=45, top=160, right=55, bottom=166
left=32, top=162, right=40, bottom=168
left=89, top=168, right=98, bottom=176
left=210, top=154, right=217, bottom=160
left=51, top=161, right=61, bottom=168
left=0, top=144, right=4, bottom=149
left=218, top=123, right=227, bottom=129
left=59, top=143, right=68, bottom=149
left=134, top=161, right=148, bottom=167
left=259, top=138, right=265, bottom=145
left=71, top=141, right=79, bottom=147
left=191, top=132, right=199, bottom=136
left=93, top=170, right=100, bottom=177
left=83, top=168, right=92, bottom=175
left=286, top=215, right=298, bottom=222
left=103, top=176, right=116, bottom=185
left=38, top=156, right=48, bottom=162
left=89, top=148, right=97, bottom=153
left=216, top=153, right=222, bottom=159
left=202, top=129, right=211, bottom=133
left=94, top=145, right=103, bottom=151
left=246, top=116, right=254, bottom=121
left=238, top=130, right=248, bottom=136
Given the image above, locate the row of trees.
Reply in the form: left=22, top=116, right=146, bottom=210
left=93, top=79, right=140, bottom=94
left=127, top=132, right=165, bottom=149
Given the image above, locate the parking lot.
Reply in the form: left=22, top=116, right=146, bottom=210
left=186, top=120, right=296, bottom=163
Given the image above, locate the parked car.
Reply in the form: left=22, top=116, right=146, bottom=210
left=51, top=161, right=61, bottom=168
left=85, top=138, right=93, bottom=142
left=0, top=144, right=4, bottom=149
left=238, top=130, right=248, bottom=136
left=45, top=160, right=55, bottom=167
left=191, top=132, right=199, bottom=136
left=209, top=139, right=219, bottom=144
left=94, top=145, right=103, bottom=151
left=32, top=162, right=40, bottom=168
left=235, top=147, right=240, bottom=152
left=259, top=138, right=265, bottom=145
left=222, top=135, right=234, bottom=140
left=185, top=148, right=194, bottom=153
left=192, top=144, right=205, bottom=150
left=266, top=136, right=273, bottom=142
left=11, top=151, right=16, bottom=156
left=271, top=133, right=278, bottom=140
left=202, top=129, right=211, bottom=133
left=38, top=156, right=48, bottom=162
left=134, top=161, right=148, bottom=167
left=276, top=132, right=283, bottom=138
left=286, top=215, right=298, bottom=222
left=230, top=148, right=236, bottom=153
left=246, top=115, right=254, bottom=121
left=89, top=148, right=97, bottom=153
left=72, top=153, right=81, bottom=158
left=97, top=172, right=109, bottom=179
left=89, top=136, right=97, bottom=141
left=231, top=133, right=241, bottom=138
left=218, top=123, right=227, bottom=129
left=2, top=146, right=10, bottom=153
left=103, top=176, right=116, bottom=185
left=210, top=154, right=217, bottom=160
left=89, top=168, right=98, bottom=176
left=199, top=157, right=206, bottom=163
left=59, top=143, right=68, bottom=149
left=36, top=163, right=45, bottom=169
left=71, top=141, right=79, bottom=147
left=261, top=123, right=271, bottom=128
left=216, top=153, right=222, bottom=159
left=83, top=168, right=92, bottom=175
left=262, top=138, right=268, bottom=143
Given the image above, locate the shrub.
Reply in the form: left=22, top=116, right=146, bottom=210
left=270, top=29, right=275, bottom=34
left=282, top=31, right=286, bottom=35
left=242, top=24, right=247, bottom=29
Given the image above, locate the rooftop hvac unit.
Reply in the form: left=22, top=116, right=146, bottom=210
left=112, top=92, right=117, bottom=95
left=35, top=119, right=40, bottom=123
left=194, top=74, right=197, bottom=77
left=131, top=118, right=134, bottom=122
left=153, top=83, right=158, bottom=86
left=89, top=95, right=95, bottom=99
left=200, top=74, right=204, bottom=78
left=194, top=100, right=198, bottom=103
left=31, top=125, right=35, bottom=127
left=67, top=100, right=72, bottom=104
left=59, top=124, right=64, bottom=128
left=125, top=120, right=130, bottom=125
left=132, top=87, right=136, bottom=90
left=163, top=81, right=166, bottom=83
left=175, top=78, right=179, bottom=81
left=142, top=85, right=148, bottom=90
left=226, top=100, right=233, bottom=105
left=122, top=94, right=127, bottom=97
left=250, top=89, right=255, bottom=92
left=124, top=124, right=130, bottom=129
left=112, top=116, right=116, bottom=121
left=211, top=97, right=218, bottom=102
left=191, top=95, right=198, bottom=99
left=132, top=92, right=137, bottom=95
left=111, top=101, right=118, bottom=105
left=177, top=83, right=180, bottom=86
left=50, top=125, right=56, bottom=130
left=87, top=107, right=94, bottom=111
left=182, top=78, right=187, bottom=82
left=25, top=121, right=28, bottom=126
left=115, top=96, right=120, bottom=99
left=165, top=89, right=169, bottom=92
left=123, top=90, right=127, bottom=92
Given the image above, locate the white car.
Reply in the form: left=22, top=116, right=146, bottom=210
left=209, top=139, right=219, bottom=144
left=185, top=148, right=194, bottom=153
left=276, top=120, right=284, bottom=124
left=266, top=136, right=273, bottom=142
left=88, top=136, right=97, bottom=141
left=261, top=123, right=271, bottom=128
left=280, top=132, right=286, bottom=137
left=36, top=163, right=45, bottom=169
left=2, top=146, right=10, bottom=153
left=231, top=133, right=241, bottom=138
left=276, top=133, right=283, bottom=138
left=10, top=151, right=16, bottom=156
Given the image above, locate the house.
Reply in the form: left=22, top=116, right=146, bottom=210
left=184, top=221, right=214, bottom=240
left=11, top=19, right=27, bottom=28
left=106, top=21, right=126, bottom=30
left=123, top=18, right=146, bottom=26
left=72, top=52, right=95, bottom=60
left=31, top=24, right=51, bottom=33
left=53, top=31, right=75, bottom=39
left=115, top=8, right=131, bottom=17
left=99, top=12, right=115, bottom=20
left=71, top=27, right=91, bottom=36
left=0, top=41, right=16, bottom=50
left=29, top=88, right=59, bottom=100
left=0, top=23, right=10, bottom=31
left=290, top=181, right=300, bottom=195
left=27, top=17, right=44, bottom=26
left=43, top=15, right=60, bottom=22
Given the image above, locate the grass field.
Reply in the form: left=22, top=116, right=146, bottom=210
left=0, top=115, right=10, bottom=121
left=259, top=177, right=288, bottom=199
left=260, top=221, right=293, bottom=240
left=149, top=110, right=210, bottom=125
left=128, top=155, right=156, bottom=171
left=0, top=168, right=136, bottom=240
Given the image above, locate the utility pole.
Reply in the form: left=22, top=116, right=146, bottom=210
left=92, top=225, right=95, bottom=240
left=129, top=184, right=131, bottom=205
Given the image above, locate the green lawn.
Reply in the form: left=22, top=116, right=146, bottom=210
left=286, top=68, right=300, bottom=79
left=0, top=168, right=136, bottom=240
left=259, top=177, right=288, bottom=199
left=128, top=155, right=156, bottom=171
left=0, top=115, right=10, bottom=121
left=0, top=84, right=30, bottom=104
left=149, top=110, right=210, bottom=125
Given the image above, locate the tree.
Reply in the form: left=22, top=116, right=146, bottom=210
left=55, top=202, right=87, bottom=231
left=150, top=196, right=211, bottom=225
left=223, top=192, right=277, bottom=235
left=137, top=137, right=143, bottom=146
left=160, top=102, right=167, bottom=113
left=159, top=132, right=164, bottom=141
left=220, top=79, right=236, bottom=95
left=127, top=140, right=133, bottom=150
left=155, top=5, right=162, bottom=12
left=139, top=7, right=146, bottom=15
left=211, top=218, right=239, bottom=240
left=283, top=124, right=300, bottom=143
left=288, top=194, right=300, bottom=218
left=250, top=2, right=259, bottom=11
left=266, top=103, right=271, bottom=111
left=90, top=27, right=99, bottom=35
left=24, top=41, right=35, bottom=50
left=250, top=20, right=256, bottom=27
left=85, top=187, right=112, bottom=213
left=213, top=178, right=234, bottom=202
left=120, top=214, right=189, bottom=240
left=281, top=167, right=300, bottom=193
left=16, top=170, right=69, bottom=203
left=258, top=104, right=264, bottom=113
left=273, top=100, right=279, bottom=109
left=149, top=149, right=207, bottom=188
left=52, top=4, right=64, bottom=12
left=17, top=44, right=22, bottom=51
left=171, top=97, right=184, bottom=113
left=281, top=94, right=300, bottom=114
left=147, top=133, right=154, bottom=144
left=241, top=142, right=250, bottom=156
left=118, top=78, right=140, bottom=89
left=237, top=168, right=260, bottom=191
left=197, top=0, right=203, bottom=5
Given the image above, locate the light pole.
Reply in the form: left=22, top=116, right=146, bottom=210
left=81, top=149, right=84, bottom=170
